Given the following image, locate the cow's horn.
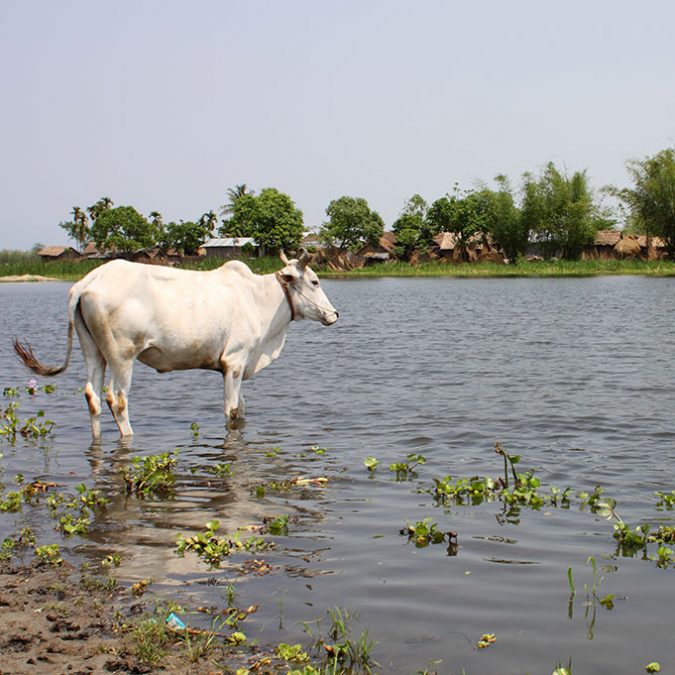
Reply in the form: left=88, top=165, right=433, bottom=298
left=279, top=249, right=290, bottom=265
left=298, top=248, right=311, bottom=269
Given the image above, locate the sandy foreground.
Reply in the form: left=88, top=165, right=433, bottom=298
left=0, top=275, right=59, bottom=283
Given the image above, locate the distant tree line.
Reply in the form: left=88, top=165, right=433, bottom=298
left=58, top=148, right=675, bottom=262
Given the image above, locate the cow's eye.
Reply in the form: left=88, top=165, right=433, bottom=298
left=312, top=280, right=319, bottom=287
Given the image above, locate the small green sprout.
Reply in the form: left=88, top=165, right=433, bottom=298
left=364, top=456, right=379, bottom=473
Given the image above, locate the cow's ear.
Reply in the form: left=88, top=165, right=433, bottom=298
left=280, top=266, right=299, bottom=284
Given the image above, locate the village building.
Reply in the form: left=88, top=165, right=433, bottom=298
left=301, top=232, right=322, bottom=250
left=36, top=245, right=81, bottom=262
left=582, top=230, right=668, bottom=261
left=430, top=232, right=504, bottom=263
left=356, top=231, right=397, bottom=265
left=202, top=237, right=258, bottom=259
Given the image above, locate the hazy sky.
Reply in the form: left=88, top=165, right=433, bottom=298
left=1, top=1, right=674, bottom=250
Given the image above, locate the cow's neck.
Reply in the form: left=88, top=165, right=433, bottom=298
left=244, top=272, right=294, bottom=378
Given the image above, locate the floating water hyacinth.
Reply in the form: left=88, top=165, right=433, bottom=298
left=26, top=378, right=38, bottom=395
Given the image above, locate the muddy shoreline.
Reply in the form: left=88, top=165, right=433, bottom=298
left=0, top=560, right=271, bottom=674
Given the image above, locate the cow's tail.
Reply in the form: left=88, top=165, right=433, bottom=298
left=13, top=280, right=84, bottom=377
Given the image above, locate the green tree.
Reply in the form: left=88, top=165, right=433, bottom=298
left=59, top=206, right=91, bottom=251
left=319, top=196, right=384, bottom=251
left=219, top=187, right=303, bottom=251
left=520, top=162, right=601, bottom=260
left=159, top=221, right=209, bottom=256
left=609, top=148, right=675, bottom=258
left=427, top=186, right=492, bottom=261
left=91, top=205, right=158, bottom=256
left=480, top=176, right=527, bottom=262
left=392, top=194, right=431, bottom=260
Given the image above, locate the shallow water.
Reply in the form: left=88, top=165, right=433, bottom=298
left=2, top=276, right=675, bottom=673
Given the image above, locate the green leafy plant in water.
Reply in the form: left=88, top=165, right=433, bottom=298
left=0, top=490, right=22, bottom=513
left=578, top=485, right=606, bottom=512
left=0, top=400, right=20, bottom=442
left=276, top=642, right=311, bottom=664
left=0, top=537, right=16, bottom=561
left=389, top=453, right=426, bottom=480
left=101, top=552, right=121, bottom=568
left=549, top=485, right=573, bottom=507
left=553, top=658, right=573, bottom=675
left=503, top=470, right=545, bottom=509
left=175, top=520, right=269, bottom=568
left=206, top=462, right=233, bottom=479
left=400, top=518, right=454, bottom=548
left=58, top=512, right=91, bottom=536
left=35, top=543, right=63, bottom=566
left=593, top=500, right=651, bottom=555
left=430, top=475, right=499, bottom=506
left=265, top=514, right=290, bottom=536
left=122, top=450, right=177, bottom=497
left=650, top=525, right=675, bottom=544
left=364, top=456, right=379, bottom=473
left=655, top=490, right=675, bottom=510
left=44, top=483, right=107, bottom=537
left=190, top=421, right=200, bottom=438
left=650, top=545, right=674, bottom=569
left=19, top=409, right=54, bottom=438
left=0, top=527, right=33, bottom=562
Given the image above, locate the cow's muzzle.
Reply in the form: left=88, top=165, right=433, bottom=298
left=322, top=311, right=339, bottom=326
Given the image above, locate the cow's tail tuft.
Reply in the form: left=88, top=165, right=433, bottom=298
left=13, top=319, right=75, bottom=377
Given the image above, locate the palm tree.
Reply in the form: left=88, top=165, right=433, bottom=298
left=87, top=196, right=114, bottom=222
left=199, top=210, right=218, bottom=235
left=220, top=184, right=253, bottom=217
left=64, top=206, right=90, bottom=251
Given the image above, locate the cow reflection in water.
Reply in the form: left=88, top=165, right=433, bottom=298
left=14, top=251, right=338, bottom=439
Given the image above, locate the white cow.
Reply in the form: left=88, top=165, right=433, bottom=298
left=14, top=251, right=338, bottom=439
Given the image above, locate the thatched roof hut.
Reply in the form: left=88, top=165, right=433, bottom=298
left=37, top=246, right=81, bottom=261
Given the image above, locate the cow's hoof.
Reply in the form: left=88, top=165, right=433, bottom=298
left=227, top=414, right=245, bottom=431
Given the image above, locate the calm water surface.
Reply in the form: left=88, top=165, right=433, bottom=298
left=1, top=276, right=675, bottom=674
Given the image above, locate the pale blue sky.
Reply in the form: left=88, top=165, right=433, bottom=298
left=1, top=0, right=674, bottom=249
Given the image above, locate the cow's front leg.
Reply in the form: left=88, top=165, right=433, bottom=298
left=222, top=363, right=245, bottom=424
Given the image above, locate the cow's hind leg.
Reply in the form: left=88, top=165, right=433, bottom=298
left=75, top=308, right=106, bottom=439
left=106, top=358, right=134, bottom=437
left=79, top=293, right=136, bottom=438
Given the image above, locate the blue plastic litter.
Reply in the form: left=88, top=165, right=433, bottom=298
left=166, top=612, right=187, bottom=629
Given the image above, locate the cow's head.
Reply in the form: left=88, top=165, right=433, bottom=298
left=278, top=250, right=339, bottom=326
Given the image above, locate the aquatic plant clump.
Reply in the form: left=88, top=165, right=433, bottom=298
left=175, top=520, right=270, bottom=568
left=122, top=451, right=178, bottom=497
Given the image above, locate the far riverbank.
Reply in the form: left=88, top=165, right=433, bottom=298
left=3, top=255, right=675, bottom=282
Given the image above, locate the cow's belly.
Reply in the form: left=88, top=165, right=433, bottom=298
left=137, top=345, right=222, bottom=373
